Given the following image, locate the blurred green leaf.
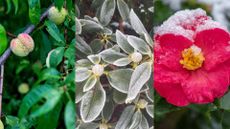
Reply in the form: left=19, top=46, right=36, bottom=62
left=46, top=47, right=65, bottom=68
left=0, top=24, right=8, bottom=55
left=65, top=101, right=76, bottom=129
left=28, top=0, right=41, bottom=24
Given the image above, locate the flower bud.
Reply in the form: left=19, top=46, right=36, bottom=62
left=48, top=6, right=68, bottom=25
left=10, top=33, right=34, bottom=57
left=92, top=64, right=104, bottom=76
left=130, top=52, right=142, bottom=63
left=136, top=99, right=148, bottom=109
left=18, top=83, right=29, bottom=94
left=0, top=120, right=4, bottom=129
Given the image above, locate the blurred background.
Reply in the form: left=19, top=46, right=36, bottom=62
left=154, top=0, right=230, bottom=129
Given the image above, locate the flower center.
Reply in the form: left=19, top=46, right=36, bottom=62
left=92, top=64, right=104, bottom=76
left=180, top=45, right=205, bottom=70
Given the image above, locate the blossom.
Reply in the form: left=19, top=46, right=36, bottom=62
left=154, top=8, right=230, bottom=106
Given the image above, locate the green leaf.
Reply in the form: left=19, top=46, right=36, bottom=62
left=12, top=0, right=19, bottom=14
left=129, top=9, right=148, bottom=35
left=18, top=85, right=57, bottom=118
left=6, top=116, right=19, bottom=126
left=115, top=106, right=135, bottom=129
left=116, top=30, right=134, bottom=54
left=100, top=0, right=116, bottom=26
left=30, top=87, right=63, bottom=118
left=28, top=0, right=41, bottom=24
left=220, top=91, right=230, bottom=110
left=54, top=0, right=64, bottom=10
left=6, top=0, right=12, bottom=14
left=65, top=101, right=76, bottom=129
left=127, top=36, right=151, bottom=55
left=107, top=69, right=133, bottom=93
left=64, top=42, right=76, bottom=67
left=0, top=24, right=8, bottom=55
left=45, top=21, right=65, bottom=44
left=37, top=102, right=63, bottom=129
left=40, top=68, right=61, bottom=81
left=117, top=0, right=130, bottom=21
left=46, top=47, right=65, bottom=68
left=126, top=62, right=152, bottom=103
left=80, top=81, right=106, bottom=123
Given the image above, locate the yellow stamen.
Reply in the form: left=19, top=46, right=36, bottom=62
left=180, top=45, right=205, bottom=70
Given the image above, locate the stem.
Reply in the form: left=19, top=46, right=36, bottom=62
left=0, top=65, right=4, bottom=118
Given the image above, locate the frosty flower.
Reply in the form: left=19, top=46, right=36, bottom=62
left=154, top=8, right=230, bottom=106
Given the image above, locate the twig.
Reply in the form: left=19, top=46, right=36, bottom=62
left=0, top=5, right=52, bottom=65
left=0, top=65, right=4, bottom=118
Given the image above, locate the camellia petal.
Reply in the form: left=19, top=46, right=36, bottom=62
left=155, top=34, right=193, bottom=71
left=182, top=66, right=229, bottom=104
left=194, top=28, right=230, bottom=70
left=154, top=82, right=189, bottom=106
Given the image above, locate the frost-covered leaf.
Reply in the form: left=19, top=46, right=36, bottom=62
left=139, top=115, right=149, bottom=129
left=146, top=105, right=153, bottom=118
left=76, top=82, right=85, bottom=103
left=76, top=17, right=82, bottom=34
left=75, top=68, right=91, bottom=82
left=80, top=82, right=106, bottom=122
left=117, top=0, right=130, bottom=21
left=128, top=110, right=142, bottom=129
left=80, top=19, right=103, bottom=32
left=100, top=0, right=116, bottom=26
left=76, top=59, right=93, bottom=68
left=87, top=55, right=101, bottom=64
left=115, top=106, right=135, bottom=129
left=129, top=9, right=148, bottom=34
left=83, top=75, right=97, bottom=92
left=77, top=122, right=99, bottom=129
left=127, top=36, right=151, bottom=55
left=107, top=69, right=133, bottom=93
left=126, top=62, right=152, bottom=103
left=100, top=48, right=127, bottom=63
left=113, top=57, right=131, bottom=66
left=113, top=90, right=127, bottom=104
left=116, top=30, right=134, bottom=54
left=90, top=39, right=104, bottom=53
left=76, top=35, right=93, bottom=55
left=102, top=99, right=114, bottom=121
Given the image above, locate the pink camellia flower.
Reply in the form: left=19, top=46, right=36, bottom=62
left=154, top=8, right=230, bottom=106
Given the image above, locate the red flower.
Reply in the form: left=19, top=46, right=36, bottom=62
left=154, top=9, right=230, bottom=106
